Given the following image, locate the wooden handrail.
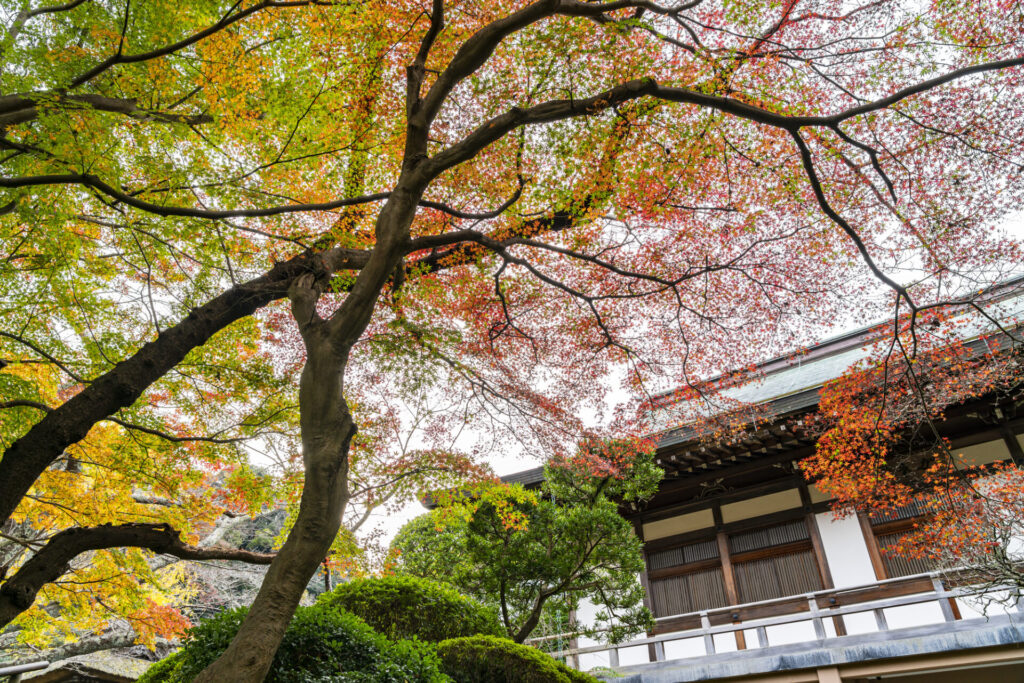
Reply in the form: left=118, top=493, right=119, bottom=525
left=528, top=571, right=939, bottom=645
left=653, top=570, right=940, bottom=622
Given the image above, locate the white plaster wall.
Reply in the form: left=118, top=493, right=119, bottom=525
left=576, top=650, right=610, bottom=671
left=814, top=511, right=876, bottom=588
left=662, top=635, right=706, bottom=660
left=615, top=644, right=650, bottom=666
left=712, top=632, right=738, bottom=653
left=764, top=619, right=817, bottom=645
left=579, top=496, right=1022, bottom=669
left=841, top=610, right=881, bottom=635
left=813, top=511, right=953, bottom=630
left=574, top=597, right=651, bottom=668
left=574, top=598, right=611, bottom=670
left=883, top=599, right=945, bottom=629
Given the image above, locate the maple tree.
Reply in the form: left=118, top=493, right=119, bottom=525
left=800, top=304, right=1024, bottom=600
left=0, top=0, right=1022, bottom=679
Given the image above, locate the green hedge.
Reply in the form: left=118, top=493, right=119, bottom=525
left=320, top=575, right=503, bottom=643
left=436, top=635, right=597, bottom=683
left=137, top=603, right=448, bottom=682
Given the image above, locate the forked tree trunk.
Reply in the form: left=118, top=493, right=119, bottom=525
left=192, top=333, right=356, bottom=682
left=513, top=596, right=548, bottom=643
left=193, top=188, right=420, bottom=681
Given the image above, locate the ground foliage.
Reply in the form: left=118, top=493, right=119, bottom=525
left=0, top=0, right=1022, bottom=676
left=135, top=603, right=449, bottom=682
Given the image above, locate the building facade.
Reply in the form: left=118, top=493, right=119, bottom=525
left=515, top=315, right=1024, bottom=682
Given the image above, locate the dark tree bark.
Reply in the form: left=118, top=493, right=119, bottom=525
left=193, top=184, right=423, bottom=682
left=0, top=93, right=213, bottom=127
left=0, top=522, right=274, bottom=629
left=0, top=247, right=368, bottom=531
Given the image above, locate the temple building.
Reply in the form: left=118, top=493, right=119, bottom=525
left=508, top=286, right=1024, bottom=683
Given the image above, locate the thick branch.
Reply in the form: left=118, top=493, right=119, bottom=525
left=428, top=55, right=1024, bottom=178
left=0, top=173, right=392, bottom=219
left=417, top=0, right=657, bottom=128
left=0, top=93, right=212, bottom=128
left=0, top=246, right=368, bottom=528
left=406, top=0, right=445, bottom=118
left=0, top=522, right=274, bottom=629
left=0, top=174, right=511, bottom=221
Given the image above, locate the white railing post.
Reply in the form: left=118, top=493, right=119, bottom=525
left=755, top=625, right=768, bottom=648
left=809, top=596, right=826, bottom=639
left=932, top=577, right=957, bottom=622
left=873, top=608, right=889, bottom=631
left=548, top=573, right=1019, bottom=667
left=700, top=612, right=715, bottom=654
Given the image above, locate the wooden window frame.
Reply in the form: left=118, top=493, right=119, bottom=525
left=859, top=508, right=961, bottom=620
left=645, top=504, right=836, bottom=647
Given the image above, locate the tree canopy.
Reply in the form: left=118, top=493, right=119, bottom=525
left=1, top=0, right=1022, bottom=678
left=390, top=438, right=661, bottom=643
left=800, top=314, right=1024, bottom=601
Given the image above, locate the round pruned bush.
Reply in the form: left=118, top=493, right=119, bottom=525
left=137, top=603, right=448, bottom=682
left=320, top=575, right=503, bottom=643
left=436, top=635, right=598, bottom=683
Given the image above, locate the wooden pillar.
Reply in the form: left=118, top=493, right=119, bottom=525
left=817, top=666, right=843, bottom=683
left=801, top=484, right=845, bottom=636
left=857, top=511, right=887, bottom=581
left=1000, top=426, right=1024, bottom=465
left=715, top=507, right=746, bottom=650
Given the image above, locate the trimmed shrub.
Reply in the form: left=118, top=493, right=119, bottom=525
left=137, top=603, right=449, bottom=682
left=320, top=575, right=503, bottom=643
left=436, top=635, right=598, bottom=683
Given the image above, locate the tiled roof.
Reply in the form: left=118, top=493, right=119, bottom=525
left=650, top=285, right=1024, bottom=438
left=500, top=466, right=545, bottom=487
left=504, top=279, right=1024, bottom=482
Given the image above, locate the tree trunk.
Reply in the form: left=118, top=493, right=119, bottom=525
left=192, top=337, right=356, bottom=682
left=0, top=247, right=368, bottom=530
left=513, top=596, right=548, bottom=644
left=194, top=187, right=420, bottom=681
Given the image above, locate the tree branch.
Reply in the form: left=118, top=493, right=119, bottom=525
left=0, top=93, right=213, bottom=128
left=66, top=0, right=335, bottom=90
left=0, top=173, right=392, bottom=219
left=0, top=522, right=274, bottom=629
left=0, top=245, right=367, bottom=529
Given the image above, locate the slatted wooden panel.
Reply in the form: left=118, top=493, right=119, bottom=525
left=648, top=538, right=719, bottom=570
left=684, top=538, right=721, bottom=563
left=734, top=549, right=823, bottom=603
left=728, top=519, right=810, bottom=554
left=870, top=499, right=930, bottom=525
left=876, top=530, right=934, bottom=578
left=649, top=547, right=684, bottom=570
left=649, top=567, right=728, bottom=617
